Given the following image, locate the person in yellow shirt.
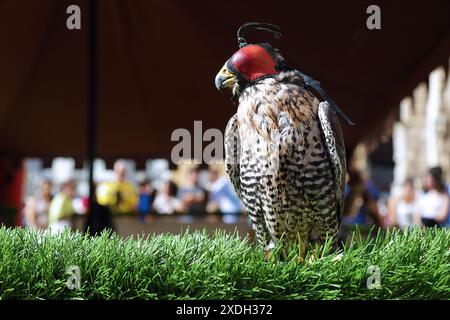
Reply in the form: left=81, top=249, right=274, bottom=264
left=96, top=160, right=138, bottom=214
left=48, top=180, right=76, bottom=233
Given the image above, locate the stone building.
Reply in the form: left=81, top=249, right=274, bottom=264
left=392, top=60, right=450, bottom=193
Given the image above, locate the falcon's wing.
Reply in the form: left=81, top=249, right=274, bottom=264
left=224, top=114, right=241, bottom=198
left=317, top=101, right=346, bottom=225
left=299, top=71, right=354, bottom=126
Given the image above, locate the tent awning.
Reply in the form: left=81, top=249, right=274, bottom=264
left=0, top=0, right=449, bottom=163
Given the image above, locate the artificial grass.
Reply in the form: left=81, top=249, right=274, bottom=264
left=0, top=226, right=448, bottom=300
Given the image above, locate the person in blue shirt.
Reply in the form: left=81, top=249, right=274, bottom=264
left=137, top=178, right=155, bottom=221
left=446, top=184, right=450, bottom=227
left=177, top=168, right=207, bottom=217
left=207, top=169, right=243, bottom=224
left=342, top=169, right=383, bottom=227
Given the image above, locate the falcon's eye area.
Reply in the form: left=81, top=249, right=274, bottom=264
left=229, top=44, right=278, bottom=81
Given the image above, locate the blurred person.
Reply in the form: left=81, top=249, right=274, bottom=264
left=0, top=159, right=24, bottom=226
left=342, top=169, right=383, bottom=228
left=137, top=178, right=155, bottom=221
left=446, top=183, right=450, bottom=227
left=415, top=167, right=449, bottom=227
left=23, top=179, right=53, bottom=229
left=153, top=180, right=183, bottom=215
left=205, top=169, right=222, bottom=222
left=177, top=168, right=206, bottom=217
left=388, top=178, right=417, bottom=229
left=207, top=168, right=242, bottom=224
left=96, top=160, right=138, bottom=214
left=48, top=180, right=76, bottom=233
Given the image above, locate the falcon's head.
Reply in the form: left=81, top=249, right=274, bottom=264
left=215, top=22, right=287, bottom=97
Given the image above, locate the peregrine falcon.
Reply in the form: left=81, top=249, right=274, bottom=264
left=215, top=23, right=351, bottom=259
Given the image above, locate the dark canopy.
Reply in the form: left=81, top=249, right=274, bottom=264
left=0, top=0, right=449, bottom=166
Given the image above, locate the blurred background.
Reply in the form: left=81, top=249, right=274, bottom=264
left=0, top=0, right=449, bottom=239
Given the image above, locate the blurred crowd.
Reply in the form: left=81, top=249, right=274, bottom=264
left=343, top=166, right=450, bottom=230
left=22, top=160, right=244, bottom=233
left=23, top=159, right=450, bottom=234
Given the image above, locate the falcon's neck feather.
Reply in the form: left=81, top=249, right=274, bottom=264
left=236, top=71, right=318, bottom=142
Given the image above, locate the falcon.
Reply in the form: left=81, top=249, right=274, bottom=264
left=214, top=22, right=352, bottom=260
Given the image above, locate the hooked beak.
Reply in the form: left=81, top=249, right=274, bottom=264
left=215, top=65, right=237, bottom=91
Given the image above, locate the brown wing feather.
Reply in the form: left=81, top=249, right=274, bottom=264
left=224, top=114, right=241, bottom=198
left=318, top=101, right=346, bottom=225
